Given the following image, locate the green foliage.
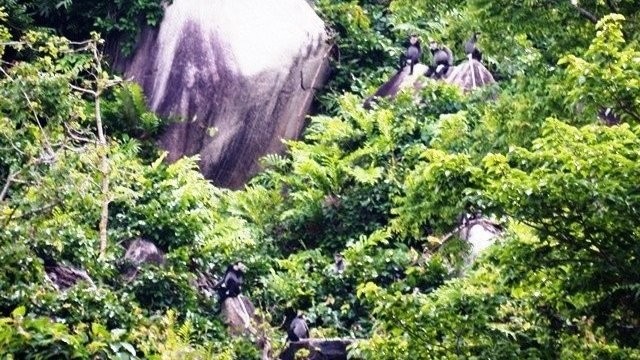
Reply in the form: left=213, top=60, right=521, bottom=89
left=103, top=82, right=165, bottom=141
left=315, top=0, right=398, bottom=109
left=392, top=149, right=480, bottom=239
left=13, top=0, right=167, bottom=56
left=109, top=155, right=220, bottom=250
left=0, top=24, right=261, bottom=358
left=3, top=0, right=640, bottom=357
left=482, top=119, right=640, bottom=324
left=560, top=14, right=640, bottom=123
left=0, top=306, right=137, bottom=359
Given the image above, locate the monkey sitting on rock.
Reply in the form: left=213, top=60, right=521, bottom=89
left=464, top=32, right=482, bottom=61
left=287, top=311, right=310, bottom=342
left=399, top=34, right=422, bottom=75
left=214, top=261, right=248, bottom=302
left=425, top=41, right=453, bottom=80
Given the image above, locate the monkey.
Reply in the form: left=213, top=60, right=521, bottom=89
left=333, top=252, right=345, bottom=274
left=425, top=41, right=453, bottom=79
left=287, top=312, right=309, bottom=342
left=464, top=32, right=482, bottom=61
left=598, top=107, right=620, bottom=126
left=214, top=261, right=248, bottom=301
left=399, top=34, right=422, bottom=75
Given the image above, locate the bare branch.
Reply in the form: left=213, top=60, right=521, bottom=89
left=68, top=39, right=94, bottom=46
left=0, top=171, right=18, bottom=202
left=64, top=123, right=94, bottom=143
left=8, top=140, right=25, bottom=156
left=568, top=1, right=599, bottom=24
left=69, top=84, right=97, bottom=97
left=9, top=202, right=59, bottom=220
left=604, top=0, right=618, bottom=12
left=86, top=41, right=112, bottom=259
left=62, top=144, right=89, bottom=153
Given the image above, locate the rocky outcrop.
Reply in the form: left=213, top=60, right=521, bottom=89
left=121, top=238, right=165, bottom=280
left=45, top=264, right=95, bottom=290
left=445, top=59, right=495, bottom=91
left=117, top=0, right=331, bottom=188
left=458, top=216, right=503, bottom=261
left=221, top=295, right=256, bottom=335
left=363, top=64, right=429, bottom=108
left=364, top=58, right=495, bottom=108
left=280, top=338, right=356, bottom=360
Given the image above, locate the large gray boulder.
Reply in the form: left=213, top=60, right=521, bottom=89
left=118, top=0, right=331, bottom=188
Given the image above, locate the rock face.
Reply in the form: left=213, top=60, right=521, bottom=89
left=121, top=238, right=165, bottom=280
left=118, top=0, right=331, bottom=188
left=459, top=217, right=503, bottom=262
left=363, top=64, right=429, bottom=108
left=445, top=59, right=495, bottom=91
left=45, top=264, right=95, bottom=290
left=221, top=295, right=256, bottom=335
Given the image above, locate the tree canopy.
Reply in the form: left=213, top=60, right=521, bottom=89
left=0, top=0, right=639, bottom=359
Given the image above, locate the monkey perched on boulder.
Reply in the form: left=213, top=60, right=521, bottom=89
left=464, top=32, right=482, bottom=61
left=399, top=34, right=422, bottom=75
left=214, top=261, right=248, bottom=302
left=287, top=312, right=309, bottom=342
left=425, top=41, right=453, bottom=79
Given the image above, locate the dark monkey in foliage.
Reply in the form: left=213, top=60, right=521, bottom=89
left=214, top=261, right=248, bottom=301
left=400, top=34, right=422, bottom=75
left=465, top=32, right=482, bottom=61
left=425, top=41, right=453, bottom=79
left=333, top=252, right=346, bottom=274
left=287, top=312, right=310, bottom=342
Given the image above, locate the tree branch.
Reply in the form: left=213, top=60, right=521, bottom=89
left=64, top=123, right=94, bottom=143
left=604, top=0, right=618, bottom=12
left=69, top=84, right=97, bottom=97
left=9, top=202, right=59, bottom=220
left=0, top=171, right=18, bottom=202
left=568, top=1, right=599, bottom=24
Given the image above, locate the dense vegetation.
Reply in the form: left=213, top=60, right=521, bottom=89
left=1, top=0, right=639, bottom=358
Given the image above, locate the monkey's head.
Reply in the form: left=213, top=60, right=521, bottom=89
left=428, top=41, right=440, bottom=52
left=409, top=34, right=420, bottom=45
left=232, top=261, right=248, bottom=273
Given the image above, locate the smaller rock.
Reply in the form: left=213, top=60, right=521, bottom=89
left=445, top=59, right=495, bottom=91
left=45, top=264, right=95, bottom=291
left=363, top=64, right=429, bottom=109
left=221, top=295, right=256, bottom=335
left=280, top=338, right=356, bottom=360
left=122, top=238, right=165, bottom=280
left=459, top=216, right=503, bottom=262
